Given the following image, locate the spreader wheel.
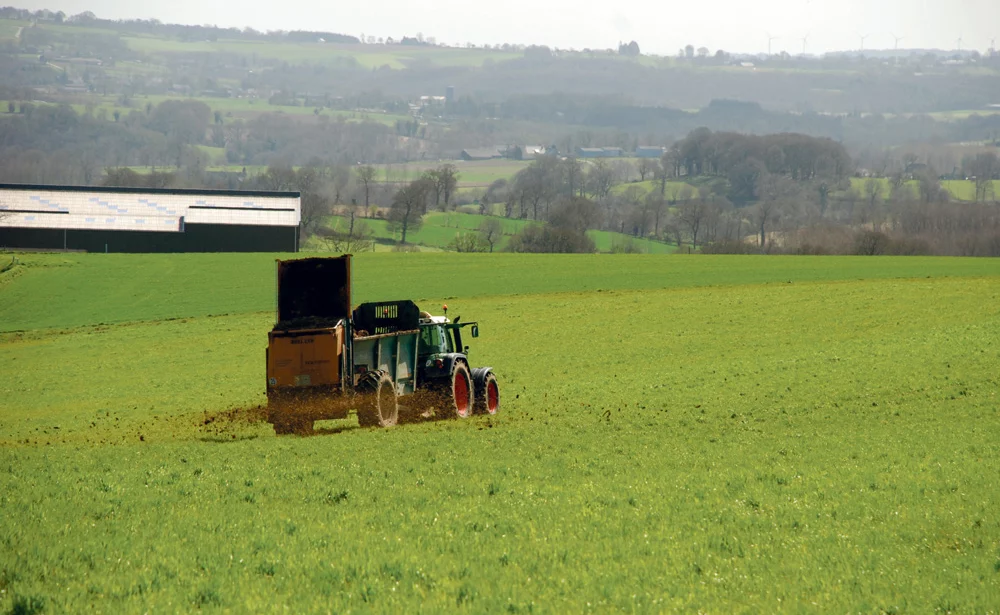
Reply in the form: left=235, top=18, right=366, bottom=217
left=357, top=371, right=399, bottom=428
left=449, top=363, right=473, bottom=419
left=474, top=371, right=500, bottom=415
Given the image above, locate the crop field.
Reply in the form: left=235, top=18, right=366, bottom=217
left=1, top=253, right=999, bottom=612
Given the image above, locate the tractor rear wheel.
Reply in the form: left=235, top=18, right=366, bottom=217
left=357, top=371, right=398, bottom=428
left=448, top=363, right=473, bottom=419
left=474, top=372, right=500, bottom=416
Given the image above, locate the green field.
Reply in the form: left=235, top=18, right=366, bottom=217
left=118, top=36, right=521, bottom=70
left=323, top=211, right=678, bottom=254
left=0, top=18, right=23, bottom=41
left=2, top=253, right=999, bottom=612
left=370, top=160, right=533, bottom=188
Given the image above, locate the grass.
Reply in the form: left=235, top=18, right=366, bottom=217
left=1, top=253, right=998, bottom=612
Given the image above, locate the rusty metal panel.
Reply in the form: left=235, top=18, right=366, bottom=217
left=266, top=327, right=343, bottom=389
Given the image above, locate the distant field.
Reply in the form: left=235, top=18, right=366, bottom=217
left=0, top=93, right=409, bottom=127
left=849, top=177, right=1000, bottom=201
left=0, top=18, right=24, bottom=41
left=121, top=36, right=522, bottom=69
left=1, top=254, right=998, bottom=612
left=927, top=109, right=1000, bottom=121
left=367, top=160, right=532, bottom=187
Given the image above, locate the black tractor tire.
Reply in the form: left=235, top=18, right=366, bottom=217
left=472, top=370, right=500, bottom=416
left=357, top=371, right=399, bottom=428
left=447, top=363, right=473, bottom=419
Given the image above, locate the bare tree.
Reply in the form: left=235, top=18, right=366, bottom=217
left=677, top=198, right=708, bottom=249
left=356, top=164, right=377, bottom=211
left=646, top=193, right=667, bottom=238
left=864, top=178, right=883, bottom=208
left=638, top=158, right=658, bottom=182
left=478, top=218, right=503, bottom=253
left=753, top=174, right=796, bottom=251
left=387, top=178, right=432, bottom=244
left=967, top=152, right=998, bottom=202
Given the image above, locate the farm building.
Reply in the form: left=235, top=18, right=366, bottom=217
left=635, top=146, right=666, bottom=158
left=460, top=147, right=504, bottom=161
left=576, top=147, right=623, bottom=158
left=0, top=184, right=301, bottom=253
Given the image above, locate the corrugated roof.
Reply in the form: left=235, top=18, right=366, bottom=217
left=0, top=185, right=300, bottom=231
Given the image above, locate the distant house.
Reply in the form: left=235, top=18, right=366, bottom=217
left=635, top=146, right=666, bottom=158
left=460, top=148, right=503, bottom=161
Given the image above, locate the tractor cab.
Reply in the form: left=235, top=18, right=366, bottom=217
left=418, top=310, right=479, bottom=359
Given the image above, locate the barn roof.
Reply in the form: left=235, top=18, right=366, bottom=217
left=0, top=184, right=301, bottom=232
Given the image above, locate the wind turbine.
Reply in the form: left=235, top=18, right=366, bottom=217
left=800, top=33, right=809, bottom=55
left=859, top=33, right=869, bottom=52
left=892, top=33, right=904, bottom=50
left=956, top=36, right=963, bottom=52
left=766, top=32, right=778, bottom=56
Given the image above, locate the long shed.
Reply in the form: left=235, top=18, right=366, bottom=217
left=0, top=184, right=301, bottom=253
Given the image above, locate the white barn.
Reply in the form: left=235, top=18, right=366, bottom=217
left=0, top=184, right=301, bottom=253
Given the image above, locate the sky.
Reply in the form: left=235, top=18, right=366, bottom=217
left=17, top=0, right=1000, bottom=55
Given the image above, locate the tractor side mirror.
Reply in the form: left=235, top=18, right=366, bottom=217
left=471, top=325, right=479, bottom=338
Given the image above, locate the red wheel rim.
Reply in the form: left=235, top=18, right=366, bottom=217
left=454, top=371, right=470, bottom=417
left=487, top=381, right=499, bottom=414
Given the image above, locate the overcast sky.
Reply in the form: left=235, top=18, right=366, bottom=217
left=18, top=0, right=1000, bottom=55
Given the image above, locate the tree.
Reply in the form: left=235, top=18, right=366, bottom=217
left=752, top=174, right=795, bottom=251
left=586, top=160, right=616, bottom=201
left=917, top=170, right=947, bottom=203
left=478, top=218, right=503, bottom=253
left=387, top=178, right=432, bottom=244
left=618, top=40, right=640, bottom=57
left=864, top=178, right=883, bottom=207
left=677, top=198, right=708, bottom=249
left=549, top=196, right=601, bottom=235
left=356, top=165, right=377, bottom=211
left=637, top=158, right=657, bottom=182
left=966, top=152, right=998, bottom=202
left=436, top=164, right=459, bottom=209
left=316, top=220, right=375, bottom=253
left=646, top=194, right=667, bottom=238
left=258, top=163, right=297, bottom=191
left=146, top=100, right=211, bottom=144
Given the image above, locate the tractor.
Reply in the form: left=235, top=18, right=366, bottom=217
left=264, top=255, right=499, bottom=434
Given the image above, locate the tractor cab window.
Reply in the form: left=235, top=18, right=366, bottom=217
left=419, top=325, right=452, bottom=355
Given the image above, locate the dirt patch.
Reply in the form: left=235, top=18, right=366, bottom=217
left=200, top=405, right=268, bottom=438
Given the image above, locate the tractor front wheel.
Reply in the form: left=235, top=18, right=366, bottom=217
left=357, top=371, right=399, bottom=428
left=474, top=371, right=500, bottom=416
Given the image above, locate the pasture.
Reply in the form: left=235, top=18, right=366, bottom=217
left=1, top=253, right=999, bottom=612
